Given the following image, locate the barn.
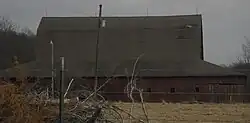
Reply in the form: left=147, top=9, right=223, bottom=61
left=1, top=14, right=247, bottom=102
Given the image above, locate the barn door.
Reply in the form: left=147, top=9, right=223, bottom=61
left=209, top=84, right=215, bottom=102
left=209, top=84, right=221, bottom=103
left=224, top=85, right=234, bottom=103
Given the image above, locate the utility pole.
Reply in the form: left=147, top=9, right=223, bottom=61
left=50, top=40, right=55, bottom=98
left=196, top=7, right=199, bottom=15
left=45, top=7, right=48, bottom=17
left=146, top=8, right=148, bottom=16
left=94, top=4, right=103, bottom=96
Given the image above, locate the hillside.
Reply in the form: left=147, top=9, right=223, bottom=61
left=0, top=17, right=35, bottom=69
left=0, top=31, right=35, bottom=69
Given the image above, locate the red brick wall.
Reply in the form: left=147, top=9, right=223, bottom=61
left=72, top=76, right=247, bottom=103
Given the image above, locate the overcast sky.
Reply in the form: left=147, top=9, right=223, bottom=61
left=0, top=0, right=249, bottom=65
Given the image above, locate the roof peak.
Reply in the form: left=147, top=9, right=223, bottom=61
left=41, top=14, right=201, bottom=19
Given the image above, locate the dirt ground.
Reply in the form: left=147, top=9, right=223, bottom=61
left=112, top=102, right=250, bottom=123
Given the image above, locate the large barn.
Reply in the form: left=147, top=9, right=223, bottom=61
left=1, top=14, right=247, bottom=102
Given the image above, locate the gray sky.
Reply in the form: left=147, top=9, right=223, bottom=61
left=0, top=0, right=249, bottom=65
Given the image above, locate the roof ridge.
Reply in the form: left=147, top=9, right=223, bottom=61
left=41, top=14, right=201, bottom=19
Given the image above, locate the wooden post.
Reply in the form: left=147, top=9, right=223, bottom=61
left=59, top=57, right=65, bottom=123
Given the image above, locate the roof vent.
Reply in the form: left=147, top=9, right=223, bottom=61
left=102, top=20, right=106, bottom=28
left=178, top=24, right=193, bottom=30
left=185, top=24, right=192, bottom=28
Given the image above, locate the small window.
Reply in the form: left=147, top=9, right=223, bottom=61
left=10, top=77, right=17, bottom=82
left=170, top=88, right=175, bottom=93
left=195, top=87, right=199, bottom=92
left=146, top=88, right=152, bottom=92
left=176, top=35, right=184, bottom=39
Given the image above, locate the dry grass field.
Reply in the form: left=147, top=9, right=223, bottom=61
left=1, top=81, right=249, bottom=122
left=111, top=102, right=250, bottom=123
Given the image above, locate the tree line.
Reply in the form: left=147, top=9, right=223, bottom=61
left=227, top=36, right=250, bottom=69
left=0, top=16, right=35, bottom=69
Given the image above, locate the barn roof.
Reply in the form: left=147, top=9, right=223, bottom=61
left=37, top=14, right=202, bottom=32
left=0, top=60, right=245, bottom=78
left=79, top=60, right=246, bottom=77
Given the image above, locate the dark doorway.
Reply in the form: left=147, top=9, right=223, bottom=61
left=170, top=88, right=176, bottom=93
left=195, top=87, right=200, bottom=92
left=146, top=88, right=152, bottom=92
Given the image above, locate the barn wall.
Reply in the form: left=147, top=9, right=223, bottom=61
left=64, top=76, right=247, bottom=103
left=3, top=75, right=246, bottom=103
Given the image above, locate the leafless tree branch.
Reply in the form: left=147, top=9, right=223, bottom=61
left=0, top=16, right=18, bottom=32
left=123, top=54, right=149, bottom=123
left=64, top=78, right=74, bottom=98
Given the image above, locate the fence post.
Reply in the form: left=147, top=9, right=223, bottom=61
left=59, top=57, right=65, bottom=123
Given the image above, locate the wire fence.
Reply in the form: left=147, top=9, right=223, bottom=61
left=94, top=91, right=250, bottom=103
left=98, top=92, right=250, bottom=95
left=95, top=118, right=248, bottom=123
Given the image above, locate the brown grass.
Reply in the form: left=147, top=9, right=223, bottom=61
left=113, top=102, right=250, bottom=123
left=0, top=83, right=44, bottom=123
left=1, top=80, right=250, bottom=123
left=0, top=82, right=59, bottom=123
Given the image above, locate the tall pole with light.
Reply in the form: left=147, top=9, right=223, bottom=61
left=50, top=40, right=55, bottom=98
left=94, top=4, right=103, bottom=95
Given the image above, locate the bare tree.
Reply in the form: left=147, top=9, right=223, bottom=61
left=0, top=16, right=34, bottom=36
left=238, top=36, right=250, bottom=63
left=229, top=36, right=250, bottom=69
left=219, top=64, right=228, bottom=68
left=124, top=54, right=149, bottom=123
left=0, top=16, right=18, bottom=32
left=21, top=27, right=35, bottom=37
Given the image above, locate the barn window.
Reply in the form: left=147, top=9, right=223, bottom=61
left=176, top=35, right=186, bottom=39
left=195, top=87, right=200, bottom=92
left=27, top=76, right=37, bottom=83
left=170, top=88, right=175, bottom=93
left=10, top=77, right=17, bottom=82
left=176, top=30, right=188, bottom=39
left=146, top=88, right=152, bottom=92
